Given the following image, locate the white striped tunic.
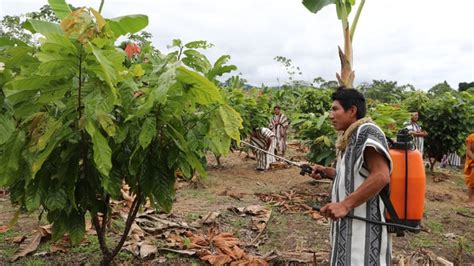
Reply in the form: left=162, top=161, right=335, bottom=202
left=269, top=113, right=290, bottom=154
left=442, top=152, right=462, bottom=167
left=250, top=127, right=276, bottom=170
left=330, top=123, right=393, bottom=266
left=403, top=121, right=424, bottom=155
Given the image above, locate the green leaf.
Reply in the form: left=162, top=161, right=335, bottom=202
left=31, top=126, right=71, bottom=177
left=335, top=0, right=353, bottom=20
left=89, top=43, right=119, bottom=99
left=48, top=0, right=72, bottom=20
left=131, top=64, right=145, bottom=77
left=24, top=19, right=63, bottom=35
left=207, top=55, right=237, bottom=80
left=44, top=189, right=68, bottom=211
left=0, top=131, right=25, bottom=187
left=0, top=114, right=15, bottom=145
left=42, top=33, right=77, bottom=54
left=67, top=212, right=85, bottom=245
left=208, top=111, right=230, bottom=155
left=186, top=152, right=206, bottom=177
left=96, top=110, right=116, bottom=137
left=182, top=49, right=212, bottom=74
left=139, top=117, right=156, bottom=149
left=219, top=104, right=243, bottom=142
left=176, top=66, right=223, bottom=105
left=0, top=37, right=28, bottom=48
left=126, top=91, right=155, bottom=121
left=51, top=216, right=67, bottom=241
left=302, top=0, right=336, bottom=14
left=166, top=124, right=188, bottom=152
left=7, top=75, right=50, bottom=91
left=316, top=112, right=329, bottom=128
left=150, top=167, right=175, bottom=213
left=32, top=118, right=62, bottom=152
left=85, top=119, right=112, bottom=177
left=184, top=40, right=213, bottom=49
left=107, top=15, right=149, bottom=37
left=25, top=185, right=41, bottom=212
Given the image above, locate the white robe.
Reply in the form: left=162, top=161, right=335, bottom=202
left=250, top=128, right=276, bottom=170
left=269, top=114, right=289, bottom=154
left=330, top=123, right=393, bottom=266
left=404, top=121, right=424, bottom=155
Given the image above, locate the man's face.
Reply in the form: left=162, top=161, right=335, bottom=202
left=411, top=112, right=419, bottom=122
left=329, top=100, right=356, bottom=131
left=274, top=108, right=281, bottom=115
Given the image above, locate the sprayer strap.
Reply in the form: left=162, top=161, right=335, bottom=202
left=380, top=185, right=401, bottom=224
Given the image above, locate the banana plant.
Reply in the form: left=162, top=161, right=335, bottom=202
left=303, top=0, right=365, bottom=88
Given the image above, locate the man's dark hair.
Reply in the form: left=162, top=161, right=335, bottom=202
left=331, top=87, right=366, bottom=119
left=274, top=105, right=281, bottom=110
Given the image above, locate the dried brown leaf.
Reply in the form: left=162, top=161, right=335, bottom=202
left=0, top=225, right=10, bottom=233
left=11, top=230, right=43, bottom=261
left=139, top=242, right=157, bottom=259
left=50, top=243, right=68, bottom=254
left=7, top=236, right=27, bottom=244
left=202, top=254, right=233, bottom=265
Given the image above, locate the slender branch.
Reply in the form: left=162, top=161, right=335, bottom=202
left=101, top=194, right=110, bottom=238
left=350, top=0, right=366, bottom=41
left=93, top=214, right=110, bottom=256
left=98, top=0, right=105, bottom=13
left=77, top=46, right=83, bottom=121
left=110, top=191, right=143, bottom=258
left=177, top=46, right=184, bottom=61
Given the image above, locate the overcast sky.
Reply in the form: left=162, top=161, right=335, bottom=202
left=1, top=0, right=473, bottom=89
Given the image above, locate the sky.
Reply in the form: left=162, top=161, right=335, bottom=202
left=1, top=0, right=473, bottom=90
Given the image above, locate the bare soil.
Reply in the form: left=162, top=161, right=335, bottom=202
left=0, top=147, right=473, bottom=265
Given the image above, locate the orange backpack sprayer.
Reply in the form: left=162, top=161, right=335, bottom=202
left=312, top=128, right=425, bottom=235
left=383, top=128, right=426, bottom=235
left=243, top=133, right=425, bottom=235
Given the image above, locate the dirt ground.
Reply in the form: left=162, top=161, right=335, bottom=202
left=1, top=146, right=473, bottom=265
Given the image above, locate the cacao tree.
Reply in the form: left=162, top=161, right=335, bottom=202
left=423, top=91, right=474, bottom=171
left=0, top=0, right=242, bottom=264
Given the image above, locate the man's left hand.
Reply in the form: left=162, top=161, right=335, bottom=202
left=320, top=202, right=350, bottom=220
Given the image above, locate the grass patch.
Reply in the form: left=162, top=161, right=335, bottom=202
left=184, top=212, right=200, bottom=223
left=0, top=229, right=22, bottom=259
left=409, top=235, right=435, bottom=249
left=69, top=234, right=101, bottom=254
left=16, top=258, right=49, bottom=266
left=425, top=220, right=444, bottom=234
left=185, top=189, right=219, bottom=204
left=228, top=217, right=248, bottom=228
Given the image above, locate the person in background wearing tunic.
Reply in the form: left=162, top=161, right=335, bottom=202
left=250, top=127, right=276, bottom=171
left=403, top=111, right=428, bottom=156
left=464, top=133, right=474, bottom=208
left=269, top=105, right=290, bottom=156
left=309, top=88, right=393, bottom=265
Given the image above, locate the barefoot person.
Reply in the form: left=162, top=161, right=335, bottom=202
left=309, top=88, right=392, bottom=265
left=464, top=133, right=474, bottom=207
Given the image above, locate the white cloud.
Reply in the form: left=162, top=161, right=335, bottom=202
left=1, top=0, right=473, bottom=89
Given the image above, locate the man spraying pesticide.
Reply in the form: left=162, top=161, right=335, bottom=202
left=241, top=139, right=419, bottom=233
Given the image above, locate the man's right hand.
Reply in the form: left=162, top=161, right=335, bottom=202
left=310, top=164, right=326, bottom=179
left=309, top=165, right=336, bottom=180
